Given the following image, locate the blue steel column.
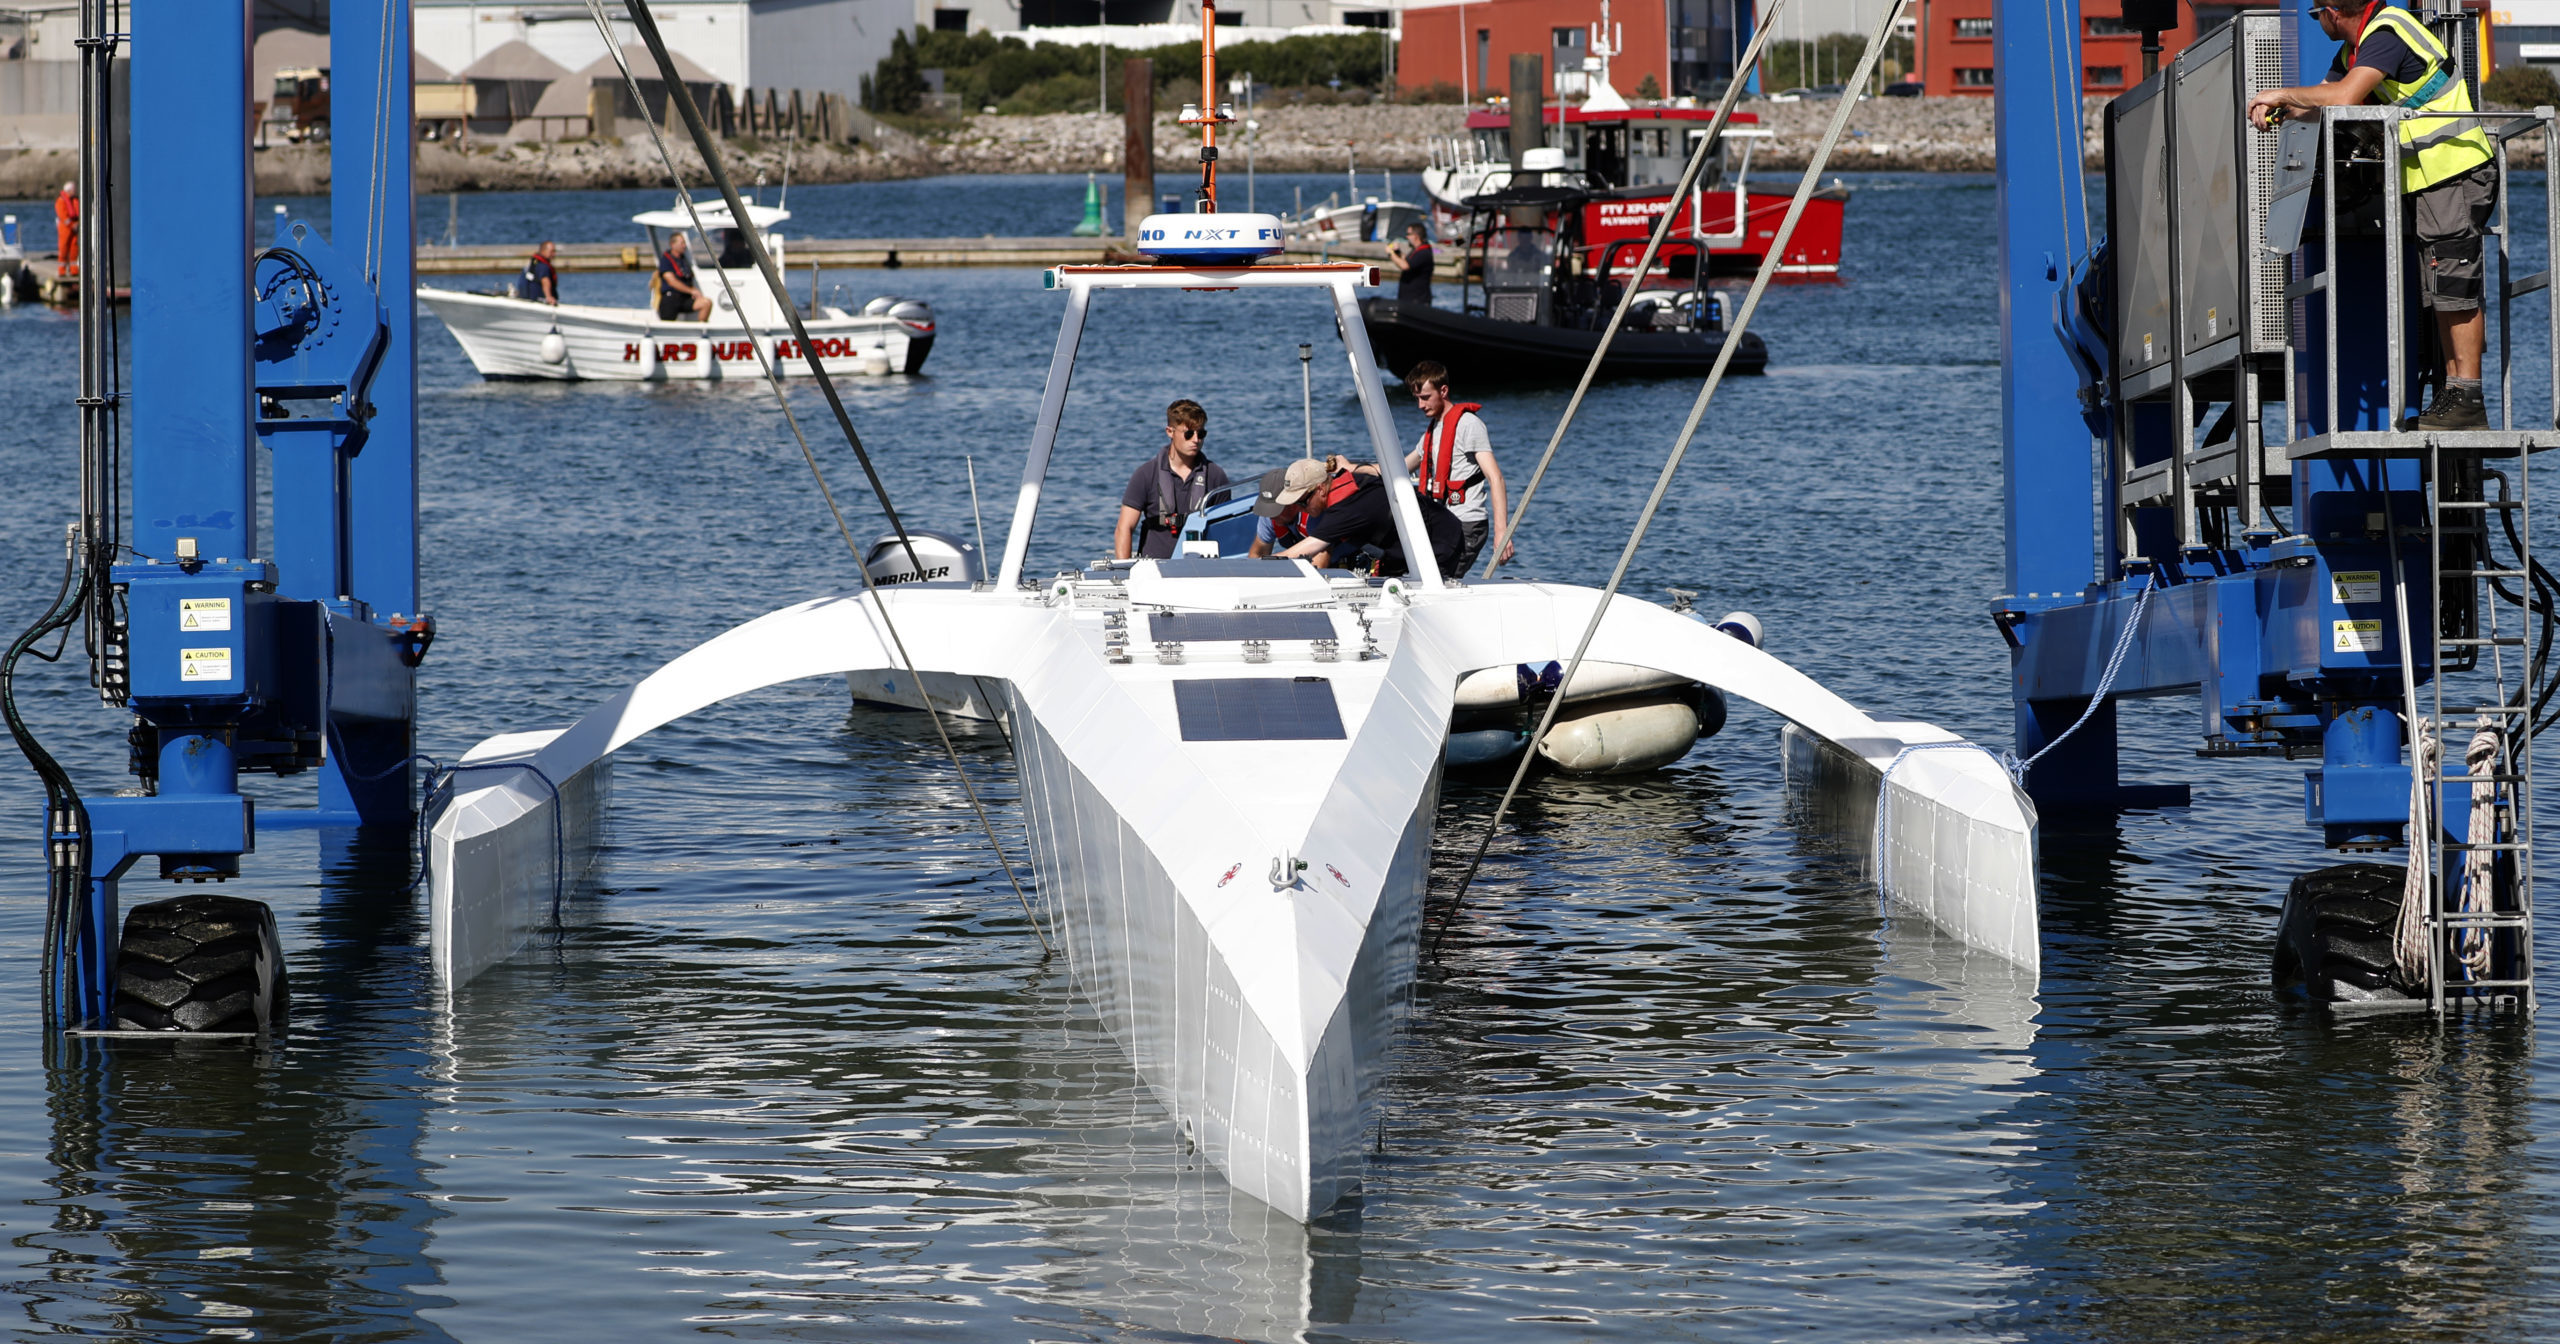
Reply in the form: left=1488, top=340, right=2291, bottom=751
left=325, top=0, right=419, bottom=825
left=1996, top=0, right=2136, bottom=805
left=129, top=0, right=252, bottom=567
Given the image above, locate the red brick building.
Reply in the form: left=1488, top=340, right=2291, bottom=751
left=1913, top=0, right=2199, bottom=97
left=1398, top=0, right=1758, bottom=103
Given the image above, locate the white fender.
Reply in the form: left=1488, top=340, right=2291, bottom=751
left=1535, top=693, right=1700, bottom=774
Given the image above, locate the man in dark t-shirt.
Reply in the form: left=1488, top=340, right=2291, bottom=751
left=1276, top=470, right=1463, bottom=579
left=1387, top=222, right=1435, bottom=304
left=656, top=231, right=711, bottom=321
left=1115, top=398, right=1232, bottom=560
left=2249, top=1, right=2498, bottom=428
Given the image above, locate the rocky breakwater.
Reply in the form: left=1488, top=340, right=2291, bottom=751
left=33, top=93, right=2533, bottom=197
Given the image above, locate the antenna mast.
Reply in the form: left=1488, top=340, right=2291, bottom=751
left=1177, top=1, right=1238, bottom=210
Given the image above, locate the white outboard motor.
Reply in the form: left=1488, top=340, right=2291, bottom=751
left=862, top=295, right=898, bottom=315
left=886, top=298, right=934, bottom=333
left=862, top=529, right=983, bottom=588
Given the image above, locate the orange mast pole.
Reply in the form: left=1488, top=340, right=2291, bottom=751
left=1201, top=0, right=1219, bottom=211
left=1180, top=0, right=1236, bottom=212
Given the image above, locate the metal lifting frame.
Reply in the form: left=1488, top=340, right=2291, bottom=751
left=1995, top=0, right=2544, bottom=1009
left=38, top=0, right=423, bottom=1028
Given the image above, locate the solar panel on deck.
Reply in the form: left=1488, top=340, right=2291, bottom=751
left=1150, top=611, right=1336, bottom=642
left=1173, top=677, right=1346, bottom=741
left=1154, top=558, right=1305, bottom=579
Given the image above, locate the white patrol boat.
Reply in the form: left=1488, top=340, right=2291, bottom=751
left=416, top=196, right=934, bottom=381
left=426, top=4, right=2038, bottom=1224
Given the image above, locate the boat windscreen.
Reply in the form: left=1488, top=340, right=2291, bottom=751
left=1173, top=677, right=1346, bottom=741
left=1484, top=229, right=1555, bottom=290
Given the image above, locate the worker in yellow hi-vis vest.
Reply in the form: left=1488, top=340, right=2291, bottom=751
left=2249, top=0, right=2497, bottom=431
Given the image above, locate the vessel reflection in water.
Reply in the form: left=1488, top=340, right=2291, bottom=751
left=25, top=834, right=457, bottom=1342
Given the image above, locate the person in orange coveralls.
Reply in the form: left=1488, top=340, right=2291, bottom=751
left=52, top=180, right=77, bottom=279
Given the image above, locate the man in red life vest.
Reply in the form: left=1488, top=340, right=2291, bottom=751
left=53, top=181, right=77, bottom=280
left=1401, top=360, right=1511, bottom=575
left=1270, top=455, right=1465, bottom=579
left=1248, top=454, right=1365, bottom=557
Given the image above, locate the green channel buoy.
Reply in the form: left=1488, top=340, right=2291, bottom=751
left=1071, top=173, right=1105, bottom=237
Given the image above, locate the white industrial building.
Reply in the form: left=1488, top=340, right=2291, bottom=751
left=415, top=0, right=908, bottom=111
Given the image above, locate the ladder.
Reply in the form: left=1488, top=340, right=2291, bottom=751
left=2409, top=442, right=2538, bottom=1012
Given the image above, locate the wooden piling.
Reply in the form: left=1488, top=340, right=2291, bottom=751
left=1122, top=58, right=1153, bottom=238
left=1508, top=54, right=1544, bottom=169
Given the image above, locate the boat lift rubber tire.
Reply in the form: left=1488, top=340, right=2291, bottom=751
left=2272, top=862, right=2413, bottom=1003
left=111, top=893, right=286, bottom=1033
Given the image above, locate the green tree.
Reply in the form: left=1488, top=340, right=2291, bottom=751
left=864, top=29, right=927, bottom=114
left=2485, top=63, right=2560, bottom=110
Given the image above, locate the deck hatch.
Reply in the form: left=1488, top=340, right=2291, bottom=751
left=1151, top=611, right=1336, bottom=642
left=1173, top=677, right=1345, bottom=741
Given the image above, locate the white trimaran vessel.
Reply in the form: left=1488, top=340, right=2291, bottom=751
left=429, top=6, right=2038, bottom=1223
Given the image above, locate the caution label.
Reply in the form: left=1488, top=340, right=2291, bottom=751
left=2333, top=619, right=2385, bottom=653
left=2330, top=570, right=2381, bottom=605
left=179, top=597, right=232, bottom=632
left=179, top=647, right=233, bottom=682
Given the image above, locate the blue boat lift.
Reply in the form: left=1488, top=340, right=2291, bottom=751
left=1995, top=0, right=2547, bottom=1008
left=6, top=0, right=424, bottom=1031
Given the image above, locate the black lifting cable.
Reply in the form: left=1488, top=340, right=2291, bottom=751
left=1432, top=0, right=1913, bottom=953
left=1480, top=0, right=1794, bottom=581
left=596, top=0, right=1051, bottom=953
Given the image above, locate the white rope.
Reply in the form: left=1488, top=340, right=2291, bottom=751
left=2459, top=715, right=2501, bottom=977
left=364, top=0, right=397, bottom=287
left=583, top=0, right=1052, bottom=954
left=1435, top=0, right=1911, bottom=938
left=1480, top=0, right=1794, bottom=581
left=1871, top=739, right=2005, bottom=891
left=1999, top=578, right=2156, bottom=786
left=2397, top=714, right=2437, bottom=983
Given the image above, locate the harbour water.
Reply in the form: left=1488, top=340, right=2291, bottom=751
left=0, top=172, right=2555, bottom=1341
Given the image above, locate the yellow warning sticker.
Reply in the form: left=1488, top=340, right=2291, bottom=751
left=2332, top=619, right=2384, bottom=653
left=2330, top=570, right=2381, bottom=604
left=179, top=647, right=233, bottom=682
left=178, top=597, right=232, bottom=632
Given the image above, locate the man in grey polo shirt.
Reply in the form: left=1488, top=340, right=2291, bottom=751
left=1114, top=398, right=1232, bottom=560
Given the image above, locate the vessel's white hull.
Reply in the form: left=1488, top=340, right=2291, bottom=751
left=1012, top=689, right=1436, bottom=1217
left=430, top=573, right=2038, bottom=1222
left=416, top=288, right=932, bottom=381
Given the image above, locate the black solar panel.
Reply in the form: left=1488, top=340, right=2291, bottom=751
left=1151, top=611, right=1337, bottom=642
left=1173, top=677, right=1346, bottom=741
left=1154, top=558, right=1305, bottom=579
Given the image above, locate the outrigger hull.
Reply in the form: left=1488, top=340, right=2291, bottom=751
left=1358, top=296, right=1769, bottom=382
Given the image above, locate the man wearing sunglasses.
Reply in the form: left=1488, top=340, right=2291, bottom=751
left=2247, top=1, right=2496, bottom=430
left=1115, top=398, right=1233, bottom=561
